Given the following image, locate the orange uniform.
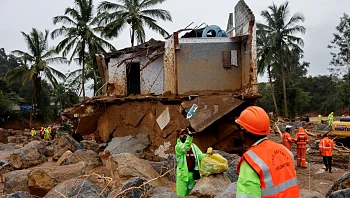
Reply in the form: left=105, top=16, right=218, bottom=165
left=281, top=132, right=293, bottom=151
left=319, top=136, right=334, bottom=172
left=294, top=127, right=309, bottom=168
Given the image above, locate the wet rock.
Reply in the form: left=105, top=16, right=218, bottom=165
left=0, top=191, right=34, bottom=198
left=28, top=162, right=87, bottom=197
left=225, top=158, right=239, bottom=182
left=3, top=170, right=30, bottom=194
left=62, top=149, right=102, bottom=170
left=104, top=133, right=151, bottom=157
left=190, top=174, right=231, bottom=198
left=331, top=188, right=350, bottom=198
left=147, top=161, right=168, bottom=175
left=106, top=153, right=165, bottom=188
left=9, top=141, right=47, bottom=169
left=300, top=189, right=325, bottom=198
left=56, top=150, right=72, bottom=166
left=80, top=140, right=99, bottom=153
left=44, top=178, right=100, bottom=198
left=52, top=132, right=84, bottom=160
left=117, top=177, right=151, bottom=198
left=214, top=182, right=237, bottom=198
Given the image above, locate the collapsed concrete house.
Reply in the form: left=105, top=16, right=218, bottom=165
left=65, top=0, right=260, bottom=158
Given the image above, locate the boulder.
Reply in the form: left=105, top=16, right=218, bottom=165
left=56, top=150, right=73, bottom=166
left=147, top=161, right=168, bottom=174
left=27, top=161, right=87, bottom=197
left=80, top=140, right=100, bottom=153
left=104, top=133, right=151, bottom=157
left=214, top=182, right=237, bottom=198
left=225, top=158, right=239, bottom=182
left=10, top=141, right=47, bottom=169
left=44, top=146, right=55, bottom=157
left=52, top=132, right=84, bottom=160
left=106, top=153, right=166, bottom=188
left=0, top=143, right=16, bottom=151
left=331, top=188, right=350, bottom=198
left=166, top=154, right=177, bottom=182
left=116, top=177, right=151, bottom=198
left=7, top=135, right=28, bottom=144
left=62, top=149, right=102, bottom=170
left=3, top=170, right=30, bottom=194
left=150, top=187, right=179, bottom=198
left=300, top=189, right=325, bottom=198
left=0, top=128, right=9, bottom=144
left=44, top=178, right=100, bottom=198
left=190, top=174, right=231, bottom=198
left=0, top=191, right=33, bottom=198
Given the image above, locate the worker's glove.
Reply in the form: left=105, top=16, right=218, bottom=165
left=207, top=147, right=213, bottom=155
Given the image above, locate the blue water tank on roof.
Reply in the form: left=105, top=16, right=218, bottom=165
left=202, top=25, right=227, bottom=38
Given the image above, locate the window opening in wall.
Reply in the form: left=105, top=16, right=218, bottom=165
left=126, top=62, right=141, bottom=95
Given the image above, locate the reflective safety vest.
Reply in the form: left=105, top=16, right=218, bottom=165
left=295, top=132, right=308, bottom=145
left=319, top=137, right=334, bottom=156
left=237, top=139, right=300, bottom=197
left=281, top=132, right=292, bottom=150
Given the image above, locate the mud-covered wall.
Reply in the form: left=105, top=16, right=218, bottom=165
left=108, top=55, right=164, bottom=96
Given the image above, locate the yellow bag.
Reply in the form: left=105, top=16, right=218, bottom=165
left=200, top=153, right=228, bottom=176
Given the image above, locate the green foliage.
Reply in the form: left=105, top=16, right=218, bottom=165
left=0, top=90, right=16, bottom=117
left=53, top=83, right=79, bottom=110
left=97, top=0, right=172, bottom=46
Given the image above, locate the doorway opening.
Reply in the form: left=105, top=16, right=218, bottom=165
left=126, top=62, right=141, bottom=95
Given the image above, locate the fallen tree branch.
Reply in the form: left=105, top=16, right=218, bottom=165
left=75, top=172, right=113, bottom=197
left=325, top=172, right=350, bottom=198
left=114, top=167, right=175, bottom=198
left=304, top=129, right=318, bottom=137
left=54, top=189, right=68, bottom=198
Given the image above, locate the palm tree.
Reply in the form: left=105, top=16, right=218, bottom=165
left=257, top=31, right=279, bottom=117
left=257, top=2, right=305, bottom=118
left=51, top=0, right=116, bottom=99
left=6, top=28, right=66, bottom=127
left=97, top=0, right=172, bottom=47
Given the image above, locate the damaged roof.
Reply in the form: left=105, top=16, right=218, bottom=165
left=105, top=39, right=165, bottom=58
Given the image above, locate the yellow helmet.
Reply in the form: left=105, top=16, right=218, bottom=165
left=331, top=112, right=334, bottom=114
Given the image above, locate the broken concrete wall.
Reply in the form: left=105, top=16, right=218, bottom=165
left=176, top=38, right=242, bottom=94
left=164, top=33, right=178, bottom=94
left=107, top=54, right=164, bottom=96
left=235, top=0, right=258, bottom=96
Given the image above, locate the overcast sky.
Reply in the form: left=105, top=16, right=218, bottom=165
left=0, top=0, right=348, bottom=96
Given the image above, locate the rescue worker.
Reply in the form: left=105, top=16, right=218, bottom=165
left=236, top=106, right=299, bottom=197
left=40, top=127, right=45, bottom=139
left=319, top=134, right=334, bottom=173
left=328, top=112, right=334, bottom=126
left=318, top=114, right=322, bottom=124
left=175, top=128, right=207, bottom=196
left=294, top=127, right=309, bottom=168
left=30, top=128, right=36, bottom=137
left=44, top=127, right=50, bottom=140
left=281, top=125, right=293, bottom=151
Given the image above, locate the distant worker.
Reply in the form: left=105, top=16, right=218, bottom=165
left=319, top=134, right=334, bottom=173
left=236, top=106, right=299, bottom=197
left=318, top=114, right=322, bottom=124
left=305, top=115, right=310, bottom=123
left=175, top=128, right=207, bottom=196
left=328, top=112, right=334, bottom=126
left=281, top=125, right=293, bottom=151
left=294, top=127, right=309, bottom=168
left=342, top=115, right=345, bottom=118
left=40, top=127, right=45, bottom=139
left=44, top=127, right=50, bottom=140
left=30, top=128, right=36, bottom=137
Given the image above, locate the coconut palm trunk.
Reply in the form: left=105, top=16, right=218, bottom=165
left=267, top=66, right=279, bottom=117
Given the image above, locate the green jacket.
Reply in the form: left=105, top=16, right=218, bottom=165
left=328, top=114, right=334, bottom=121
left=318, top=115, right=322, bottom=121
left=237, top=160, right=261, bottom=197
left=44, top=129, right=50, bottom=139
left=30, top=130, right=36, bottom=136
left=175, top=136, right=206, bottom=182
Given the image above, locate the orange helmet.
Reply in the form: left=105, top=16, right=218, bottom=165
left=298, top=127, right=305, bottom=133
left=235, top=106, right=270, bottom=135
